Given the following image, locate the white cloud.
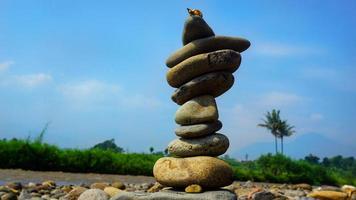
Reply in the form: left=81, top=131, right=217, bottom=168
left=253, top=42, right=324, bottom=57
left=220, top=91, right=304, bottom=154
left=262, top=92, right=304, bottom=107
left=59, top=80, right=120, bottom=100
left=59, top=79, right=162, bottom=110
left=222, top=103, right=270, bottom=149
left=301, top=67, right=337, bottom=81
left=310, top=113, right=324, bottom=121
left=14, top=73, right=52, bottom=87
left=301, top=66, right=356, bottom=92
left=119, top=94, right=161, bottom=109
left=0, top=61, right=14, bottom=72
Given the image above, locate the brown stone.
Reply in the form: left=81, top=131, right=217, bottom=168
left=291, top=183, right=312, bottom=191
left=175, top=95, right=218, bottom=125
left=111, top=181, right=125, bottom=190
left=153, top=156, right=233, bottom=188
left=166, top=36, right=250, bottom=68
left=308, top=191, right=348, bottom=200
left=341, top=185, right=356, bottom=196
left=185, top=184, right=203, bottom=193
left=147, top=182, right=165, bottom=193
left=63, top=187, right=88, bottom=200
left=351, top=192, right=356, bottom=200
left=62, top=185, right=73, bottom=193
left=104, top=187, right=122, bottom=197
left=42, top=180, right=56, bottom=188
left=5, top=182, right=22, bottom=191
left=168, top=133, right=229, bottom=157
left=167, top=49, right=241, bottom=88
left=172, top=71, right=234, bottom=105
left=175, top=120, right=222, bottom=138
left=90, top=182, right=109, bottom=190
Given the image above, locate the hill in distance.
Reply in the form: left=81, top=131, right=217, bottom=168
left=234, top=133, right=356, bottom=160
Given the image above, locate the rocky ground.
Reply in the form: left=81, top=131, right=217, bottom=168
left=0, top=169, right=355, bottom=200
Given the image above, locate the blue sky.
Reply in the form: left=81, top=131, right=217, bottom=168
left=0, top=1, right=355, bottom=159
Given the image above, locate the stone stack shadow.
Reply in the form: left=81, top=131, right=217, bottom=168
left=153, top=12, right=250, bottom=189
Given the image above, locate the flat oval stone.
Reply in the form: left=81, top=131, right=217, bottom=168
left=168, top=133, right=229, bottom=157
left=166, top=36, right=250, bottom=68
left=172, top=71, right=234, bottom=105
left=111, top=190, right=237, bottom=200
left=182, top=15, right=215, bottom=45
left=153, top=156, right=233, bottom=188
left=175, top=120, right=222, bottom=138
left=308, top=191, right=348, bottom=200
left=175, top=95, right=218, bottom=125
left=167, top=49, right=241, bottom=88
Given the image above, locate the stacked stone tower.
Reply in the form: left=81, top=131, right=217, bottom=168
left=153, top=9, right=250, bottom=189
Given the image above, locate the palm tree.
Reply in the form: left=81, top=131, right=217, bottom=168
left=258, top=109, right=283, bottom=154
left=277, top=120, right=295, bottom=155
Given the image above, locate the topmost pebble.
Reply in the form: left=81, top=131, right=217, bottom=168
left=182, top=8, right=215, bottom=45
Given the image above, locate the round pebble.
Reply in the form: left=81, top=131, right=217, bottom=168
left=175, top=120, right=222, bottom=138
left=168, top=133, right=229, bottom=157
left=175, top=95, right=218, bottom=125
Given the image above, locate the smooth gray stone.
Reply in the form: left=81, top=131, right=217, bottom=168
left=18, top=190, right=32, bottom=200
left=175, top=95, right=218, bottom=125
left=175, top=120, right=222, bottom=138
left=168, top=133, right=229, bottom=157
left=251, top=191, right=276, bottom=200
left=182, top=15, right=215, bottom=45
left=111, top=190, right=237, bottom=200
left=283, top=189, right=306, bottom=197
left=166, top=36, right=250, bottom=68
left=78, top=189, right=109, bottom=200
left=172, top=71, right=234, bottom=105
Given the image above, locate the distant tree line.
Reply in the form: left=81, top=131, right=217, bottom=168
left=305, top=154, right=356, bottom=176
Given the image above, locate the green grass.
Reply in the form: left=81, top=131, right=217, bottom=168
left=0, top=138, right=161, bottom=176
left=0, top=138, right=355, bottom=186
left=226, top=153, right=356, bottom=186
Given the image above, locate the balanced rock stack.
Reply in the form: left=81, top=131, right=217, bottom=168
left=153, top=9, right=250, bottom=190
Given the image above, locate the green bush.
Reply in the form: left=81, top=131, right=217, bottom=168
left=229, top=153, right=354, bottom=185
left=0, top=138, right=161, bottom=176
left=1, top=138, right=355, bottom=186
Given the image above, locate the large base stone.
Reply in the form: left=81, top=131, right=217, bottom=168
left=153, top=156, right=233, bottom=188
left=110, top=190, right=237, bottom=200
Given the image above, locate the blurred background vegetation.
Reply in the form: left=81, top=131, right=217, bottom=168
left=0, top=134, right=355, bottom=186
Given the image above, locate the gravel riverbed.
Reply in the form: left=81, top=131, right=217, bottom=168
left=0, top=169, right=355, bottom=200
